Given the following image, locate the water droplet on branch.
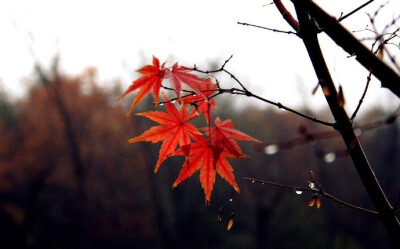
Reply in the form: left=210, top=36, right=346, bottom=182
left=309, top=182, right=318, bottom=190
left=295, top=189, right=303, bottom=195
left=354, top=128, right=362, bottom=137
left=323, top=152, right=336, bottom=163
left=264, top=144, right=279, bottom=155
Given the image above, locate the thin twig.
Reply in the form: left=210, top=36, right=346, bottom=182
left=338, top=0, right=375, bottom=22
left=239, top=177, right=378, bottom=215
left=237, top=22, right=298, bottom=35
left=257, top=106, right=400, bottom=154
left=351, top=69, right=372, bottom=121
left=368, top=13, right=400, bottom=73
left=192, top=57, right=335, bottom=127
left=246, top=91, right=335, bottom=126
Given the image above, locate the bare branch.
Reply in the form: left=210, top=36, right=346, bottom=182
left=220, top=175, right=378, bottom=217
left=338, top=0, right=375, bottom=22
left=273, top=0, right=299, bottom=31
left=351, top=69, right=372, bottom=121
left=305, top=0, right=400, bottom=98
left=190, top=58, right=335, bottom=127
left=237, top=22, right=298, bottom=35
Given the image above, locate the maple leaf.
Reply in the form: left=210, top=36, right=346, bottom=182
left=120, top=56, right=166, bottom=118
left=166, top=63, right=208, bottom=103
left=180, top=78, right=218, bottom=124
left=172, top=134, right=240, bottom=204
left=120, top=57, right=210, bottom=118
left=127, top=95, right=201, bottom=173
left=172, top=120, right=260, bottom=203
left=204, top=118, right=261, bottom=165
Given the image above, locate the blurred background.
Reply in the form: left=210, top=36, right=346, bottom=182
left=1, top=0, right=400, bottom=248
left=0, top=62, right=399, bottom=248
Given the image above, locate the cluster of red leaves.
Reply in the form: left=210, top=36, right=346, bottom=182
left=121, top=56, right=260, bottom=203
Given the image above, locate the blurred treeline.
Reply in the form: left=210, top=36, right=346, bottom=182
left=0, top=67, right=399, bottom=249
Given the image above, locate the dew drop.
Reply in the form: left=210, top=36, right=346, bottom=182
left=354, top=128, right=362, bottom=137
left=295, top=190, right=303, bottom=195
left=264, top=144, right=279, bottom=155
left=309, top=182, right=317, bottom=190
left=170, top=99, right=176, bottom=103
left=323, top=152, right=336, bottom=163
left=159, top=103, right=165, bottom=106
left=229, top=198, right=233, bottom=202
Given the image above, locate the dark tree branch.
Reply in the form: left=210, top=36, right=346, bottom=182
left=273, top=0, right=300, bottom=31
left=305, top=0, right=400, bottom=98
left=292, top=0, right=400, bottom=245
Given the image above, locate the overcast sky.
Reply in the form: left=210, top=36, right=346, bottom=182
left=1, top=0, right=399, bottom=114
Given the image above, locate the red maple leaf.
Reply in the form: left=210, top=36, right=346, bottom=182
left=166, top=63, right=208, bottom=103
left=120, top=56, right=209, bottom=117
left=120, top=56, right=166, bottom=118
left=172, top=119, right=260, bottom=203
left=204, top=118, right=261, bottom=165
left=173, top=134, right=240, bottom=204
left=127, top=95, right=201, bottom=173
left=180, top=78, right=218, bottom=125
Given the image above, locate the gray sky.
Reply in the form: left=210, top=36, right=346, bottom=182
left=1, top=0, right=399, bottom=114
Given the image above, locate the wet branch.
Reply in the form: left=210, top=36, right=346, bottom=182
left=157, top=56, right=334, bottom=127
left=238, top=176, right=378, bottom=215
left=218, top=172, right=378, bottom=230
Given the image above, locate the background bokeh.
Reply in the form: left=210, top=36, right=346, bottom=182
left=1, top=0, right=400, bottom=248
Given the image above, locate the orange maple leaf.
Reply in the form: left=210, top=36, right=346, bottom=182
left=120, top=56, right=166, bottom=118
left=204, top=118, right=261, bottom=165
left=120, top=56, right=209, bottom=117
left=173, top=119, right=260, bottom=203
left=180, top=78, right=218, bottom=125
left=173, top=134, right=240, bottom=204
left=127, top=95, right=201, bottom=173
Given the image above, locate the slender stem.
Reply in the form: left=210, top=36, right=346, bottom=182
left=237, top=22, right=297, bottom=35
left=191, top=57, right=335, bottom=127
left=235, top=177, right=378, bottom=215
left=351, top=69, right=372, bottom=120
left=338, top=0, right=374, bottom=22
left=245, top=91, right=334, bottom=126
